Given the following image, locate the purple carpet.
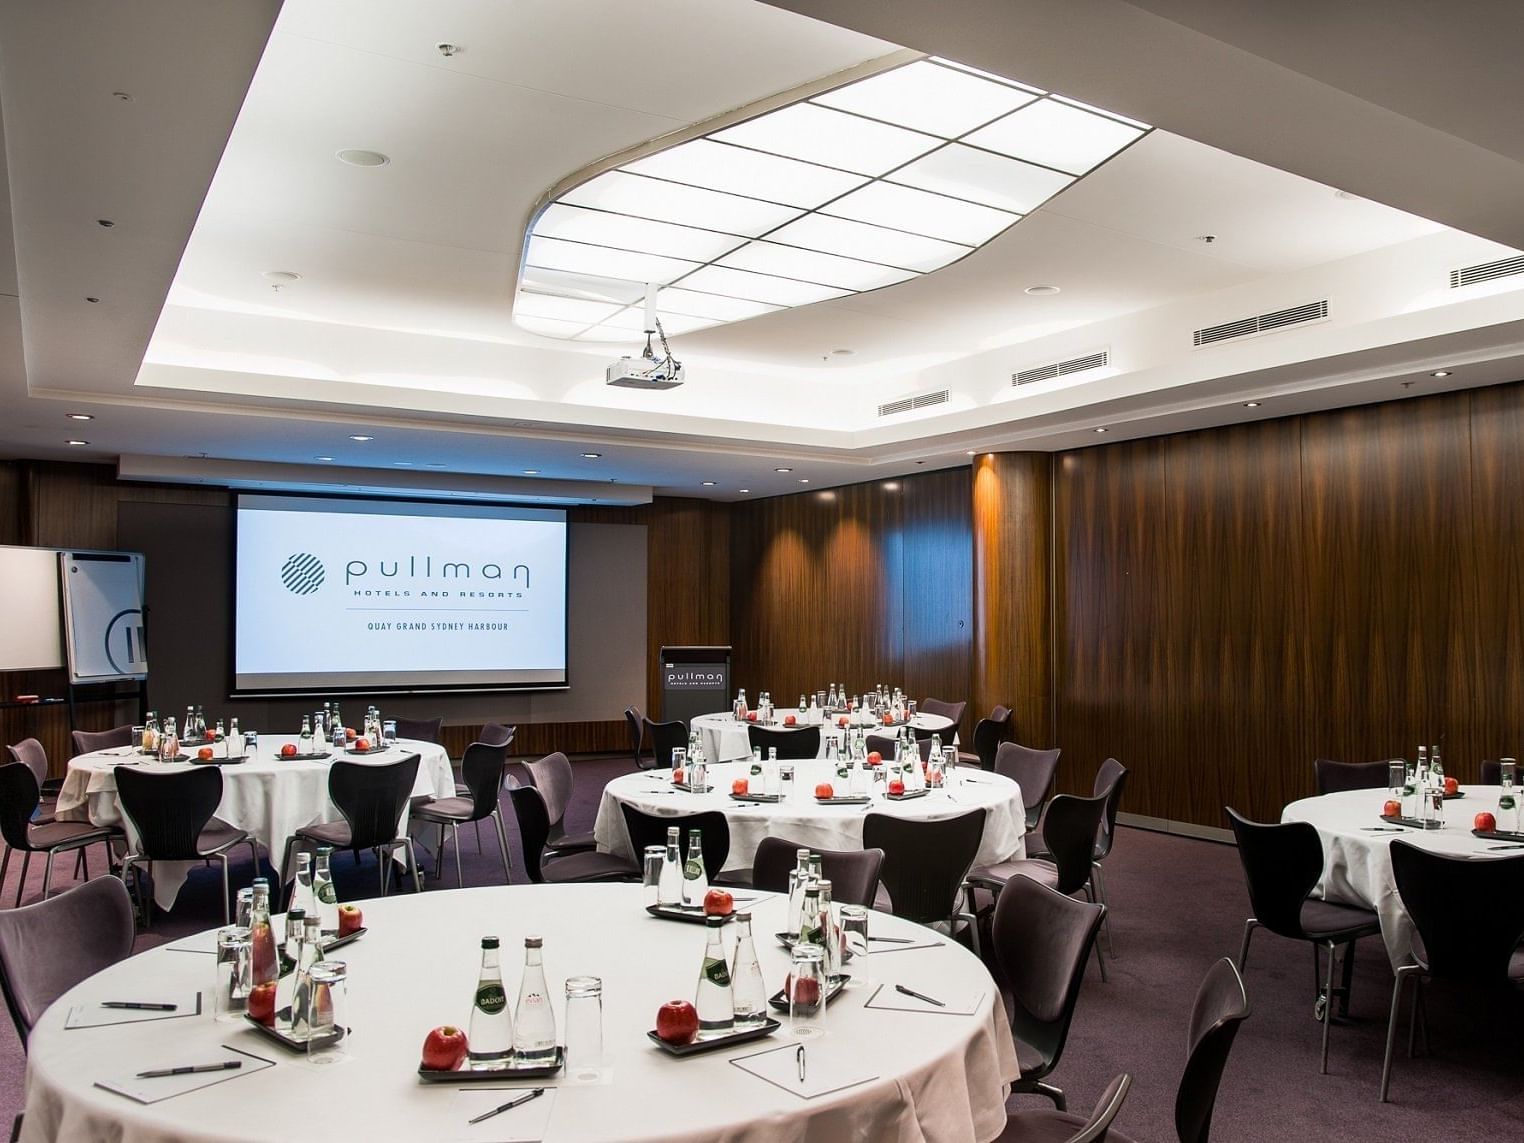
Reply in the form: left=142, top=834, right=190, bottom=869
left=2, top=757, right=1521, bottom=1140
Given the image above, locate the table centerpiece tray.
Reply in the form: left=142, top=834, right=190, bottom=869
left=1442, top=791, right=1466, bottom=799
left=646, top=903, right=732, bottom=925
left=815, top=795, right=871, bottom=805
left=647, top=1018, right=780, bottom=1057
left=190, top=755, right=248, bottom=765
left=775, top=932, right=855, bottom=962
left=768, top=973, right=850, bottom=1012
left=418, top=1046, right=564, bottom=1082
left=729, top=793, right=783, bottom=804
left=885, top=789, right=930, bottom=801
left=343, top=745, right=390, bottom=755
left=1379, top=813, right=1429, bottom=828
left=320, top=926, right=366, bottom=952
left=284, top=752, right=335, bottom=762
left=671, top=782, right=712, bottom=794
left=243, top=1010, right=346, bottom=1053
left=1472, top=827, right=1524, bottom=841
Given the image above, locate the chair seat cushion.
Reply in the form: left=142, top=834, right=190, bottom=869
left=25, top=820, right=114, bottom=849
left=416, top=796, right=475, bottom=822
left=1510, top=948, right=1524, bottom=984
left=196, top=822, right=250, bottom=856
left=542, top=850, right=637, bottom=884
left=548, top=829, right=597, bottom=853
left=295, top=820, right=354, bottom=847
left=968, top=859, right=1060, bottom=892
left=956, top=751, right=983, bottom=768
left=1300, top=898, right=1382, bottom=941
left=996, top=1110, right=1137, bottom=1143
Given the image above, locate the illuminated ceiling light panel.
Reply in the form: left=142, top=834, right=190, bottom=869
left=516, top=56, right=1148, bottom=339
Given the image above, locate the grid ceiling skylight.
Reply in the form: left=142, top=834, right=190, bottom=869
left=515, top=57, right=1149, bottom=342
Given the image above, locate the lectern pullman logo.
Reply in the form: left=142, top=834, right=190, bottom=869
left=281, top=552, right=326, bottom=595
left=664, top=666, right=725, bottom=690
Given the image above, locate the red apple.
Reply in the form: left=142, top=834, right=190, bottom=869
left=882, top=714, right=895, bottom=725
left=1382, top=799, right=1402, bottom=818
left=785, top=974, right=822, bottom=1007
left=421, top=1024, right=468, bottom=1071
left=656, top=1000, right=699, bottom=1045
left=731, top=777, right=749, bottom=796
left=815, top=782, right=835, bottom=799
left=703, top=888, right=734, bottom=917
left=1475, top=811, right=1498, bottom=832
left=345, top=727, right=357, bottom=741
left=746, top=711, right=758, bottom=722
left=280, top=743, right=298, bottom=758
left=888, top=778, right=906, bottom=795
left=672, top=768, right=685, bottom=786
left=1444, top=776, right=1459, bottom=796
left=204, top=729, right=216, bottom=742
left=248, top=981, right=277, bottom=1026
left=837, top=716, right=849, bottom=729
left=195, top=746, right=213, bottom=761
left=355, top=738, right=371, bottom=752
left=866, top=750, right=882, bottom=767
left=784, top=714, right=797, bottom=726
left=338, top=903, right=363, bottom=936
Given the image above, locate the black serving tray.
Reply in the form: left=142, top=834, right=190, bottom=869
left=646, top=903, right=732, bottom=925
left=1443, top=791, right=1466, bottom=800
left=1380, top=813, right=1428, bottom=828
left=191, top=755, right=248, bottom=765
left=344, top=745, right=389, bottom=756
left=775, top=932, right=855, bottom=962
left=730, top=793, right=783, bottom=804
left=768, top=973, right=849, bottom=1012
left=320, top=926, right=366, bottom=952
left=282, top=752, right=334, bottom=762
left=885, top=788, right=929, bottom=801
left=244, top=1009, right=346, bottom=1053
left=418, top=1046, right=564, bottom=1082
left=672, top=782, right=713, bottom=794
left=1473, top=827, right=1524, bottom=841
left=647, top=1018, right=780, bottom=1056
left=815, top=795, right=871, bottom=805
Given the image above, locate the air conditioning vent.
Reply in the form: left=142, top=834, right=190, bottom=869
left=1012, top=349, right=1109, bottom=386
left=1193, top=300, right=1328, bottom=347
left=877, top=389, right=949, bottom=417
left=1450, top=254, right=1524, bottom=288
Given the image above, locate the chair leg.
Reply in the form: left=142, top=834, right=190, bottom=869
left=1033, top=1081, right=1066, bottom=1112
left=219, top=854, right=231, bottom=926
left=40, top=851, right=55, bottom=901
left=407, top=838, right=423, bottom=895
left=1092, top=862, right=1114, bottom=956
left=75, top=848, right=87, bottom=882
left=434, top=825, right=446, bottom=879
left=278, top=837, right=298, bottom=910
left=474, top=819, right=484, bottom=853
left=1320, top=940, right=1339, bottom=1074
left=15, top=852, right=32, bottom=907
left=492, top=810, right=513, bottom=884
left=0, top=846, right=11, bottom=901
left=1093, top=932, right=1108, bottom=983
left=1380, top=966, right=1420, bottom=1102
left=380, top=849, right=391, bottom=896
left=1339, top=937, right=1357, bottom=1017
left=1237, top=918, right=1259, bottom=973
left=452, top=824, right=463, bottom=889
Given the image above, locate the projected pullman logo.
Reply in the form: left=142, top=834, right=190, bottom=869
left=280, top=553, right=326, bottom=595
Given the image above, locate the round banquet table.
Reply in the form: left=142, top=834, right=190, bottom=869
left=691, top=711, right=956, bottom=765
left=55, top=736, right=455, bottom=910
left=594, top=761, right=1025, bottom=873
left=1281, top=785, right=1518, bottom=967
left=21, top=883, right=1019, bottom=1143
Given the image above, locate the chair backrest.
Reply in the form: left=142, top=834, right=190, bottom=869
left=618, top=804, right=730, bottom=881
left=747, top=724, right=820, bottom=760
left=0, top=877, right=136, bottom=1048
left=507, top=785, right=554, bottom=883
left=0, top=764, right=42, bottom=850
left=6, top=740, right=49, bottom=792
left=642, top=718, right=688, bottom=770
left=991, top=874, right=1105, bottom=1083
left=113, top=766, right=223, bottom=861
left=1092, top=757, right=1129, bottom=860
left=393, top=716, right=444, bottom=744
left=919, top=697, right=967, bottom=728
left=865, top=733, right=932, bottom=762
left=1073, top=1074, right=1133, bottom=1143
left=1038, top=792, right=1110, bottom=896
left=477, top=722, right=515, bottom=749
left=1224, top=808, right=1324, bottom=940
left=970, top=718, right=1006, bottom=769
left=1312, top=757, right=1391, bottom=795
left=624, top=706, right=647, bottom=768
left=1175, top=958, right=1251, bottom=1143
left=1390, top=840, right=1524, bottom=983
left=863, top=807, right=987, bottom=925
left=994, top=742, right=1061, bottom=815
left=328, top=754, right=421, bottom=849
left=1480, top=759, right=1502, bottom=786
left=71, top=726, right=133, bottom=755
left=750, top=835, right=885, bottom=908
left=457, top=742, right=509, bottom=821
left=521, top=751, right=575, bottom=829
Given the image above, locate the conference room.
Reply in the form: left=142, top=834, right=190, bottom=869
left=2, top=1, right=1523, bottom=1141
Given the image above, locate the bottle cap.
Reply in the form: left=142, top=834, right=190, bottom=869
left=735, top=911, right=751, bottom=923
left=525, top=935, right=543, bottom=948
left=704, top=915, right=724, bottom=926
left=317, top=845, right=333, bottom=856
left=288, top=908, right=305, bottom=919
left=481, top=936, right=499, bottom=949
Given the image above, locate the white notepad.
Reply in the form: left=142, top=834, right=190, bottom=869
left=447, top=1087, right=558, bottom=1142
left=729, top=1042, right=879, bottom=1101
left=94, top=1045, right=274, bottom=1104
left=66, top=991, right=204, bottom=1029
left=863, top=983, right=984, bottom=1016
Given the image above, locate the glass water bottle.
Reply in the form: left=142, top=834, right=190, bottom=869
left=513, top=936, right=557, bottom=1064
left=467, top=937, right=513, bottom=1069
left=786, top=848, right=811, bottom=933
left=681, top=828, right=709, bottom=907
left=313, top=847, right=339, bottom=936
left=730, top=912, right=767, bottom=1029
left=275, top=908, right=306, bottom=1030
left=695, top=916, right=735, bottom=1039
left=291, top=852, right=316, bottom=921
left=658, top=826, right=683, bottom=906
left=249, top=879, right=278, bottom=987
left=291, top=914, right=324, bottom=1038
left=298, top=716, right=314, bottom=755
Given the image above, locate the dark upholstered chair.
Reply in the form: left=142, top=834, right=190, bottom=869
left=1227, top=808, right=1380, bottom=1074
left=452, top=724, right=512, bottom=851
left=521, top=751, right=597, bottom=854
left=282, top=755, right=423, bottom=898
left=864, top=808, right=985, bottom=948
left=865, top=733, right=932, bottom=762
left=1090, top=757, right=1129, bottom=954
left=625, top=706, right=649, bottom=768
left=747, top=724, right=820, bottom=761
left=750, top=835, right=884, bottom=908
left=1313, top=758, right=1393, bottom=795
left=414, top=742, right=513, bottom=886
left=393, top=716, right=444, bottom=744
left=995, top=1074, right=1132, bottom=1143
left=70, top=726, right=132, bottom=755
left=508, top=786, right=637, bottom=884
left=991, top=874, right=1106, bottom=1110
left=643, top=718, right=688, bottom=770
left=6, top=739, right=60, bottom=816
left=0, top=763, right=116, bottom=906
left=1480, top=759, right=1503, bottom=786
left=995, top=743, right=1062, bottom=831
left=114, top=766, right=260, bottom=926
left=919, top=697, right=967, bottom=731
left=963, top=716, right=1006, bottom=770
left=477, top=722, right=514, bottom=748
left=0, top=877, right=135, bottom=1049
left=619, top=804, right=730, bottom=882
left=1381, top=842, right=1524, bottom=1102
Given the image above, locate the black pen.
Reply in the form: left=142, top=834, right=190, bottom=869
left=796, top=1043, right=806, bottom=1083
left=896, top=983, right=946, bottom=1007
left=102, top=1002, right=177, bottom=1011
left=869, top=937, right=915, bottom=944
left=136, top=1061, right=241, bottom=1078
left=468, top=1087, right=545, bottom=1125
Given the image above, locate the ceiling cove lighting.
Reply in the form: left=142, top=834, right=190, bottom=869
left=515, top=57, right=1148, bottom=340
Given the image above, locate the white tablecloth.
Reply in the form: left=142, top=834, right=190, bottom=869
left=1282, top=785, right=1516, bottom=967
left=691, top=711, right=957, bottom=764
left=595, top=761, right=1024, bottom=873
left=56, top=736, right=454, bottom=909
left=20, top=883, right=1018, bottom=1143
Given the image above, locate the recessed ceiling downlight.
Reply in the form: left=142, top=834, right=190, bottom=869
left=1430, top=370, right=1452, bottom=378
left=263, top=271, right=302, bottom=283
left=65, top=440, right=89, bottom=447
left=336, top=149, right=390, bottom=168
left=1024, top=285, right=1061, bottom=296
left=66, top=413, right=93, bottom=421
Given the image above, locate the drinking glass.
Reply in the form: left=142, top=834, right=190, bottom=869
left=906, top=700, right=917, bottom=720
left=213, top=927, right=252, bottom=1021
left=564, top=976, right=605, bottom=1082
left=788, top=944, right=827, bottom=1039
left=670, top=747, right=686, bottom=781
left=130, top=726, right=145, bottom=750
left=642, top=846, right=665, bottom=907
left=382, top=719, right=397, bottom=745
left=840, top=905, right=870, bottom=988
left=305, top=961, right=347, bottom=1063
left=690, top=759, right=707, bottom=791
left=235, top=888, right=254, bottom=930
left=1502, top=759, right=1518, bottom=790
left=1388, top=761, right=1406, bottom=801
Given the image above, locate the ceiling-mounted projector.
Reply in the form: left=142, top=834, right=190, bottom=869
left=607, top=285, right=684, bottom=390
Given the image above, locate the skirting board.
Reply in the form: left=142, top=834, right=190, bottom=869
left=1117, top=811, right=1234, bottom=845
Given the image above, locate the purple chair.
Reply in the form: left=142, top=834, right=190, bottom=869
left=416, top=742, right=513, bottom=886
left=0, top=764, right=117, bottom=906
left=509, top=786, right=638, bottom=884
left=994, top=742, right=1062, bottom=831
left=521, top=751, right=597, bottom=855
left=70, top=726, right=132, bottom=755
left=749, top=835, right=884, bottom=908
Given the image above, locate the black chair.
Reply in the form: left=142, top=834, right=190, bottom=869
left=750, top=835, right=884, bottom=908
left=70, top=726, right=133, bottom=755
left=991, top=874, right=1105, bottom=1110
left=1313, top=758, right=1393, bottom=795
left=393, top=716, right=444, bottom=744
left=994, top=742, right=1062, bottom=831
left=0, top=763, right=117, bottom=906
left=413, top=742, right=513, bottom=886
left=619, top=804, right=730, bottom=882
left=1090, top=757, right=1129, bottom=955
left=625, top=706, right=650, bottom=769
left=477, top=722, right=514, bottom=748
left=1226, top=807, right=1381, bottom=1073
left=508, top=786, right=638, bottom=884
left=747, top=724, right=820, bottom=761
left=1480, top=759, right=1503, bottom=785
left=114, top=766, right=261, bottom=926
left=1381, top=841, right=1524, bottom=1102
left=919, top=697, right=967, bottom=731
left=6, top=739, right=61, bottom=816
left=521, top=751, right=597, bottom=854
left=280, top=755, right=424, bottom=898
left=960, top=716, right=1005, bottom=770
left=865, top=733, right=932, bottom=762
left=642, top=718, right=688, bottom=770
left=995, top=1074, right=1131, bottom=1143
left=454, top=723, right=513, bottom=851
left=864, top=808, right=985, bottom=949
left=0, top=877, right=135, bottom=1050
